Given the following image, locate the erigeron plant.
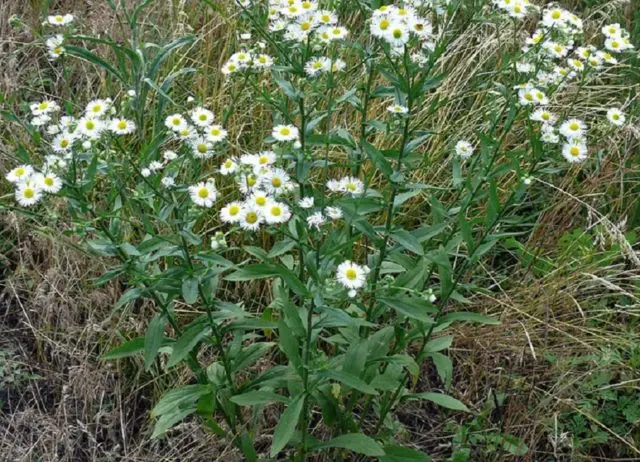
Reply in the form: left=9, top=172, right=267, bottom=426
left=2, top=0, right=635, bottom=460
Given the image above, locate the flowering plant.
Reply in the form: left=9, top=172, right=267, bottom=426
left=2, top=0, right=635, bottom=459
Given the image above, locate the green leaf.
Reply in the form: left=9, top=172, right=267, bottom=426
left=226, top=263, right=308, bottom=296
left=102, top=337, right=144, bottom=360
left=323, top=370, right=378, bottom=395
left=230, top=390, right=289, bottom=406
left=182, top=277, right=199, bottom=304
left=423, top=335, right=453, bottom=353
left=64, top=45, right=126, bottom=83
left=429, top=352, right=452, bottom=389
left=458, top=213, right=473, bottom=250
left=379, top=296, right=435, bottom=323
left=487, top=180, right=500, bottom=226
left=167, top=319, right=210, bottom=367
left=407, top=392, right=470, bottom=412
left=144, top=314, right=166, bottom=371
left=439, top=312, right=500, bottom=325
left=277, top=317, right=302, bottom=373
left=391, top=229, right=424, bottom=256
left=380, top=445, right=431, bottom=462
left=363, top=141, right=393, bottom=179
left=314, top=433, right=385, bottom=457
left=270, top=393, right=305, bottom=457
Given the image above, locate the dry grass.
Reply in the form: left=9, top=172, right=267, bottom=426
left=1, top=0, right=640, bottom=461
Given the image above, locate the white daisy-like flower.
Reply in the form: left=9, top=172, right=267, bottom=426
left=326, top=179, right=342, bottom=192
left=314, top=10, right=337, bottom=25
left=264, top=201, right=291, bottom=224
left=237, top=174, right=260, bottom=195
left=299, top=196, right=315, bottom=208
left=206, top=124, right=227, bottom=143
left=339, top=176, right=364, bottom=196
left=163, top=150, right=178, bottom=161
left=175, top=126, right=196, bottom=140
left=559, top=119, right=586, bottom=139
left=15, top=181, right=42, bottom=207
left=247, top=190, right=271, bottom=209
left=165, top=113, right=188, bottom=131
left=371, top=16, right=393, bottom=38
left=253, top=54, right=274, bottom=69
left=239, top=206, right=264, bottom=231
left=272, top=125, right=299, bottom=142
left=220, top=158, right=238, bottom=175
left=530, top=108, right=557, bottom=125
left=52, top=132, right=75, bottom=153
left=191, top=107, right=215, bottom=127
left=388, top=104, right=409, bottom=114
left=305, top=57, right=331, bottom=77
left=221, top=60, right=241, bottom=75
left=47, top=13, right=73, bottom=26
left=307, top=211, right=326, bottom=230
left=148, top=161, right=164, bottom=172
left=606, top=108, right=626, bottom=126
left=33, top=172, right=62, bottom=193
left=562, top=139, right=588, bottom=163
left=30, top=100, right=59, bottom=116
left=263, top=168, right=292, bottom=195
left=46, top=36, right=63, bottom=59
left=110, top=118, right=136, bottom=135
left=141, top=168, right=152, bottom=177
left=541, top=125, right=560, bottom=144
left=31, top=115, right=51, bottom=127
left=77, top=117, right=104, bottom=138
left=189, top=181, right=217, bottom=207
left=455, top=140, right=474, bottom=158
left=85, top=99, right=110, bottom=118
left=384, top=23, right=410, bottom=47
left=220, top=201, right=244, bottom=223
left=602, top=23, right=622, bottom=39
left=191, top=137, right=215, bottom=159
left=336, top=260, right=369, bottom=290
left=6, top=165, right=34, bottom=183
left=325, top=206, right=343, bottom=220
left=161, top=176, right=175, bottom=188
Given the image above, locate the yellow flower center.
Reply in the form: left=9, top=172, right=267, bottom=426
left=542, top=113, right=550, bottom=120
left=551, top=10, right=561, bottom=19
left=86, top=121, right=95, bottom=130
left=321, top=14, right=330, bottom=22
left=611, top=41, right=619, bottom=48
left=279, top=127, right=290, bottom=136
left=524, top=93, right=533, bottom=101
left=44, top=177, right=54, bottom=186
left=259, top=156, right=268, bottom=164
left=256, top=196, right=267, bottom=206
left=172, top=117, right=181, bottom=125
left=272, top=177, right=282, bottom=187
left=313, top=61, right=323, bottom=69
left=179, top=129, right=189, bottom=136
left=346, top=182, right=356, bottom=191
left=345, top=268, right=357, bottom=280
left=92, top=105, right=102, bottom=113
left=271, top=206, right=281, bottom=216
left=118, top=120, right=127, bottom=129
left=16, top=167, right=25, bottom=176
left=197, top=144, right=208, bottom=153
left=301, top=22, right=311, bottom=31
left=24, top=188, right=34, bottom=199
left=38, top=102, right=48, bottom=110
left=229, top=205, right=240, bottom=215
left=246, top=212, right=258, bottom=224
left=379, top=19, right=390, bottom=30
left=211, top=128, right=221, bottom=136
left=392, top=29, right=403, bottom=39
left=301, top=1, right=312, bottom=8
left=569, top=122, right=579, bottom=130
left=612, top=114, right=620, bottom=120
left=199, top=114, right=207, bottom=121
left=198, top=188, right=209, bottom=198
left=247, top=176, right=257, bottom=186
left=224, top=160, right=233, bottom=168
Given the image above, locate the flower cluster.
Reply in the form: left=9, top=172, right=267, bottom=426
left=266, top=0, right=349, bottom=43
left=491, top=0, right=538, bottom=19
left=505, top=4, right=634, bottom=164
left=370, top=5, right=436, bottom=60
left=43, top=13, right=74, bottom=60
left=164, top=107, right=227, bottom=159
left=221, top=49, right=275, bottom=75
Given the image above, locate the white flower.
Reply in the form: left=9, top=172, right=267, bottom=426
left=602, top=23, right=622, bottom=39
left=384, top=23, right=410, bottom=47
left=239, top=206, right=264, bottom=231
left=110, top=118, right=136, bottom=135
left=33, top=172, right=62, bottom=193
left=388, top=104, right=409, bottom=114
left=191, top=107, right=215, bottom=127
left=220, top=158, right=238, bottom=175
left=264, top=201, right=291, bottom=224
left=455, top=140, right=474, bottom=158
left=15, top=181, right=42, bottom=206
left=263, top=168, right=292, bottom=195
left=248, top=191, right=271, bottom=209
left=604, top=38, right=624, bottom=53
left=426, top=288, right=437, bottom=303
left=541, top=125, right=560, bottom=144
left=562, top=139, right=588, bottom=163
left=221, top=60, right=241, bottom=75
left=336, top=261, right=369, bottom=290
left=148, top=161, right=164, bottom=171
left=82, top=140, right=92, bottom=150
left=189, top=181, right=217, bottom=207
left=165, top=113, right=188, bottom=131
left=305, top=57, right=331, bottom=77
left=161, top=176, right=175, bottom=188
left=606, top=108, right=626, bottom=126
left=272, top=124, right=299, bottom=142
left=191, top=137, right=215, bottom=159
left=6, top=165, right=34, bottom=183
left=339, top=176, right=364, bottom=196
left=77, top=117, right=104, bottom=138
left=220, top=201, right=244, bottom=223
left=530, top=108, right=557, bottom=125
left=47, top=14, right=73, bottom=26
left=325, top=206, right=343, bottom=220
left=237, top=174, right=260, bottom=194
left=31, top=115, right=51, bottom=127
left=163, top=150, right=178, bottom=161
left=206, top=124, right=227, bottom=143
left=253, top=54, right=274, bottom=69
left=307, top=211, right=326, bottom=230
left=52, top=132, right=75, bottom=152
left=299, top=196, right=315, bottom=208
left=326, top=179, right=342, bottom=192
left=85, top=99, right=110, bottom=118
left=559, top=119, right=586, bottom=139
left=141, top=168, right=151, bottom=177
left=314, top=10, right=337, bottom=25
left=30, top=100, right=59, bottom=116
